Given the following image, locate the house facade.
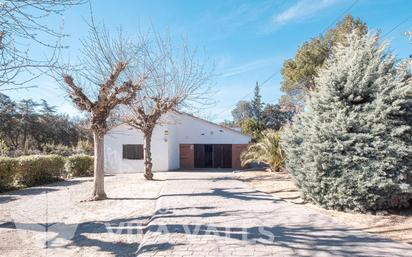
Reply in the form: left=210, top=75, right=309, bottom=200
left=104, top=111, right=251, bottom=173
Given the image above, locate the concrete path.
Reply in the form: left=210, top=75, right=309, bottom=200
left=0, top=173, right=167, bottom=257
left=137, top=171, right=412, bottom=257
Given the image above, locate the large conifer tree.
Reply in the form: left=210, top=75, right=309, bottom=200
left=283, top=32, right=412, bottom=211
left=251, top=82, right=264, bottom=123
left=280, top=15, right=368, bottom=107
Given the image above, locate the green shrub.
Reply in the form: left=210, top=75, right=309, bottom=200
left=0, top=138, right=9, bottom=157
left=241, top=130, right=285, bottom=172
left=0, top=157, right=17, bottom=190
left=283, top=33, right=412, bottom=212
left=240, top=118, right=266, bottom=141
left=65, top=155, right=94, bottom=177
left=75, top=140, right=94, bottom=155
left=16, top=155, right=65, bottom=186
left=42, top=143, right=74, bottom=156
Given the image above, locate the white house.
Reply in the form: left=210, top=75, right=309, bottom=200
left=104, top=111, right=251, bottom=173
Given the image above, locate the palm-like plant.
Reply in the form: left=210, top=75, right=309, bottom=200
left=241, top=129, right=285, bottom=172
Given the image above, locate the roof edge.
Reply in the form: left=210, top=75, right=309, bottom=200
left=172, top=110, right=250, bottom=138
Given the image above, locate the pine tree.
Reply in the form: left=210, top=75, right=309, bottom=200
left=283, top=32, right=412, bottom=212
left=280, top=15, right=368, bottom=107
left=251, top=82, right=264, bottom=123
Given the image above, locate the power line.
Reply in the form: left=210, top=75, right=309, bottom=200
left=382, top=14, right=412, bottom=38
left=217, top=0, right=412, bottom=120
left=216, top=71, right=279, bottom=118
left=260, top=71, right=278, bottom=87
left=216, top=0, right=360, bottom=119
left=322, top=0, right=360, bottom=34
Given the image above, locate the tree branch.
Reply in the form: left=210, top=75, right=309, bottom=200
left=63, top=75, right=94, bottom=112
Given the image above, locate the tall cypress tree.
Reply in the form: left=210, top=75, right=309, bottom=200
left=283, top=32, right=412, bottom=212
left=251, top=82, right=264, bottom=123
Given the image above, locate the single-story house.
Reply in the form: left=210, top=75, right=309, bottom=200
left=104, top=111, right=251, bottom=173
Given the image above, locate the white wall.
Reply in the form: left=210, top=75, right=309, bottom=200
left=166, top=112, right=251, bottom=169
left=104, top=123, right=169, bottom=173
left=167, top=117, right=179, bottom=170
left=173, top=112, right=250, bottom=144
left=104, top=111, right=251, bottom=173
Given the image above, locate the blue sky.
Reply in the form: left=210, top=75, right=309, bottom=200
left=6, top=0, right=412, bottom=122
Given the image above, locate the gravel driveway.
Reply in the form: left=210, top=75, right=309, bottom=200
left=1, top=170, right=412, bottom=257
left=0, top=173, right=167, bottom=257
left=138, top=171, right=412, bottom=257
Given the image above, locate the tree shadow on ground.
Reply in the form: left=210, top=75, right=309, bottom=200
left=1, top=206, right=411, bottom=256
left=0, top=195, right=17, bottom=204
left=142, top=223, right=411, bottom=256
left=2, top=179, right=87, bottom=197
left=0, top=207, right=219, bottom=256
left=138, top=242, right=184, bottom=254
left=0, top=206, right=410, bottom=256
left=165, top=176, right=234, bottom=181
left=107, top=187, right=279, bottom=202
left=2, top=178, right=411, bottom=257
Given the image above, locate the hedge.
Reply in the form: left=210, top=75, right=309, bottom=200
left=0, top=155, right=95, bottom=189
left=65, top=155, right=94, bottom=177
left=16, top=155, right=66, bottom=187
left=0, top=157, right=18, bottom=190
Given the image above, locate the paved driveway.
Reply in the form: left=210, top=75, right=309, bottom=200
left=0, top=173, right=167, bottom=257
left=1, top=171, right=412, bottom=257
left=137, top=171, right=412, bottom=257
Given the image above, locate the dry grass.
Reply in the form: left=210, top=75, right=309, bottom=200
left=236, top=169, right=412, bottom=245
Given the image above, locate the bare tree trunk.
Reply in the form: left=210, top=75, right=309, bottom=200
left=143, top=127, right=154, bottom=180
left=91, top=131, right=107, bottom=200
left=22, top=123, right=28, bottom=152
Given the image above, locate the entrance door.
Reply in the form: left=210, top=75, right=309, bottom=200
left=213, top=144, right=222, bottom=168
left=194, top=144, right=232, bottom=168
left=222, top=144, right=232, bottom=168
left=204, top=144, right=213, bottom=168
left=194, top=144, right=205, bottom=168
left=179, top=144, right=194, bottom=169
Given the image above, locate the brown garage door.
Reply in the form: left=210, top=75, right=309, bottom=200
left=179, top=144, right=194, bottom=169
left=194, top=144, right=232, bottom=168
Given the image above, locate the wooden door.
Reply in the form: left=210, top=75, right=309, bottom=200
left=194, top=144, right=205, bottom=168
left=222, top=144, right=232, bottom=168
left=212, top=144, right=232, bottom=168
left=204, top=144, right=213, bottom=168
left=179, top=144, right=194, bottom=169
left=213, top=144, right=223, bottom=168
left=194, top=144, right=233, bottom=169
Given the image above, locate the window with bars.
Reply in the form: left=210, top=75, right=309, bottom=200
left=122, top=144, right=143, bottom=160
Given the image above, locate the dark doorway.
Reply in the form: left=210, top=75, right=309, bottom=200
left=194, top=144, right=205, bottom=168
left=194, top=144, right=232, bottom=168
left=222, top=144, right=232, bottom=168
left=205, top=144, right=213, bottom=168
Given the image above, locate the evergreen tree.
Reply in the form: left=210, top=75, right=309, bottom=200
left=240, top=118, right=266, bottom=141
left=251, top=82, right=264, bottom=122
left=280, top=15, right=368, bottom=107
left=262, top=103, right=294, bottom=131
left=283, top=32, right=412, bottom=212
left=231, top=100, right=253, bottom=124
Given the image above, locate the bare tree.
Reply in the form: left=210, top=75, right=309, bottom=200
left=123, top=30, right=212, bottom=180
left=0, top=0, right=83, bottom=90
left=61, top=22, right=146, bottom=200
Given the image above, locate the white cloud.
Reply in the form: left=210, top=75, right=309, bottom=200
left=272, top=0, right=340, bottom=27
left=219, top=58, right=276, bottom=78
left=217, top=2, right=271, bottom=28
